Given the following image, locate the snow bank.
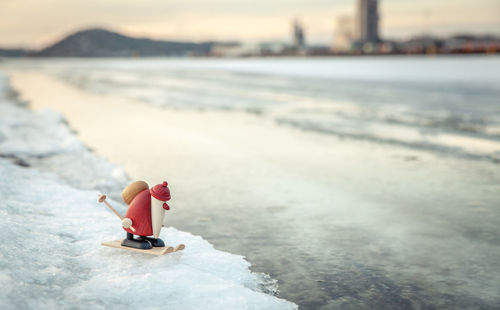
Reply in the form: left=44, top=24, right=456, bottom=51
left=0, top=72, right=297, bottom=310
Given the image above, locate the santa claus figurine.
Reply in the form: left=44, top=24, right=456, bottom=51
left=120, top=180, right=171, bottom=249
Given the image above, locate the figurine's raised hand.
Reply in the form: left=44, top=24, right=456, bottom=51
left=122, top=218, right=133, bottom=228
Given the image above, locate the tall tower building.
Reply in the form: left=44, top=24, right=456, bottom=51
left=355, top=0, right=379, bottom=43
left=292, top=19, right=305, bottom=49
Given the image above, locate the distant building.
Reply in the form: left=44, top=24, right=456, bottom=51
left=355, top=0, right=379, bottom=44
left=333, top=15, right=355, bottom=51
left=258, top=41, right=288, bottom=55
left=210, top=42, right=256, bottom=57
left=292, top=19, right=305, bottom=49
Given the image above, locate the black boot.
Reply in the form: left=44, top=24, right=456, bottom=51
left=121, top=232, right=152, bottom=249
left=140, top=236, right=165, bottom=247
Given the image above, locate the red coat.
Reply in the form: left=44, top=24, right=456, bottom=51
left=123, top=189, right=152, bottom=236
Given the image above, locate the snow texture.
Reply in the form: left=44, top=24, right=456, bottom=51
left=0, top=73, right=297, bottom=310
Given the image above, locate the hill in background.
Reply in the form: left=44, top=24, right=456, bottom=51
left=30, top=28, right=215, bottom=57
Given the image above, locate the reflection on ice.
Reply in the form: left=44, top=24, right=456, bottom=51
left=0, top=73, right=297, bottom=310
left=2, top=57, right=500, bottom=309
left=10, top=56, right=500, bottom=162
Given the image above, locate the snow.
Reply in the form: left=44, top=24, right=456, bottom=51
left=0, top=73, right=297, bottom=310
left=0, top=80, right=129, bottom=202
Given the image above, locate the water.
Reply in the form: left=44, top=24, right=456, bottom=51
left=3, top=56, right=500, bottom=309
left=15, top=56, right=500, bottom=161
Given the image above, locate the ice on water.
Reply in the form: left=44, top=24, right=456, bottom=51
left=0, top=73, right=297, bottom=310
left=31, top=57, right=500, bottom=161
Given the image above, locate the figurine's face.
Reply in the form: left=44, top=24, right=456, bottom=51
left=151, top=197, right=166, bottom=239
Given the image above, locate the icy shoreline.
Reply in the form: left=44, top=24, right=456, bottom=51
left=8, top=57, right=500, bottom=163
left=0, top=73, right=297, bottom=309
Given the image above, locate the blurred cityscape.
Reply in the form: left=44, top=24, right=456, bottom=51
left=1, top=0, right=499, bottom=58
left=211, top=0, right=500, bottom=57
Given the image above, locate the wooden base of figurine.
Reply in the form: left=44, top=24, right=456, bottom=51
left=102, top=240, right=185, bottom=255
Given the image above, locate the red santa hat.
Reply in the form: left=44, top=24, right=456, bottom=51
left=150, top=181, right=171, bottom=201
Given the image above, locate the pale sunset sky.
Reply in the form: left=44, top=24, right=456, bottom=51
left=1, top=0, right=499, bottom=48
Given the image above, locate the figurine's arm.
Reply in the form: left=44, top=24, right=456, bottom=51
left=122, top=217, right=133, bottom=228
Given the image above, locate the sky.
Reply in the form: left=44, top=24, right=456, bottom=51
left=0, top=0, right=499, bottom=48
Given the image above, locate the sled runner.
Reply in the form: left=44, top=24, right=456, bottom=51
left=102, top=240, right=185, bottom=256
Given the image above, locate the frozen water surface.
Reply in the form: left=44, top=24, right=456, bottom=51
left=0, top=74, right=296, bottom=310
left=2, top=56, right=500, bottom=310
left=10, top=56, right=500, bottom=161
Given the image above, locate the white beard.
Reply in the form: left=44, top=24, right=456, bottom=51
left=151, top=197, right=166, bottom=239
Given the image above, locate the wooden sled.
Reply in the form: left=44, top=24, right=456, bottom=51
left=102, top=240, right=185, bottom=256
